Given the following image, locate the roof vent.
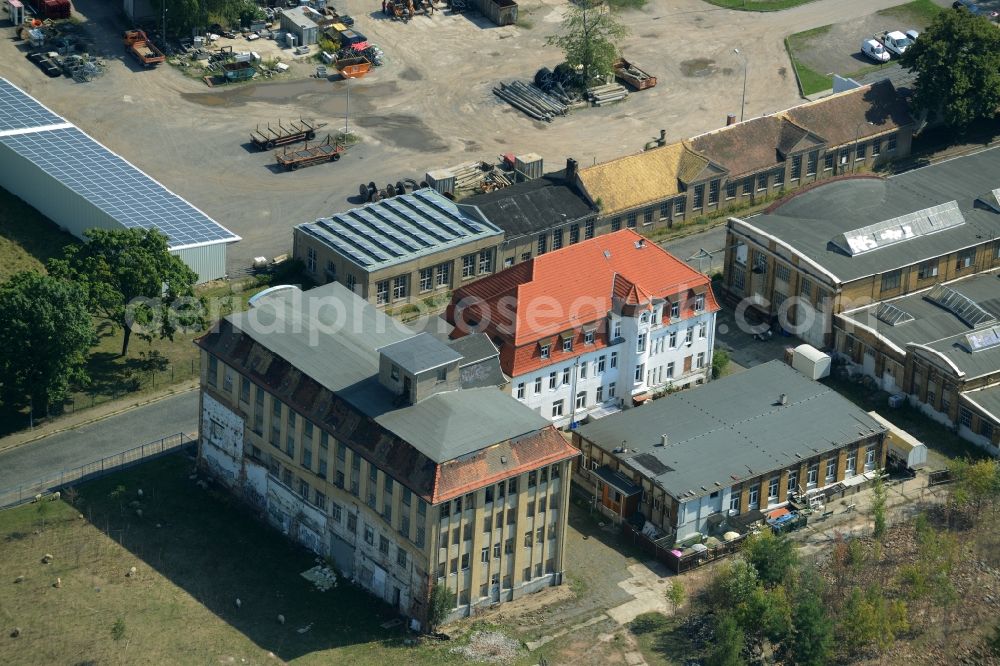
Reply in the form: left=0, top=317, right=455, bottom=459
left=779, top=393, right=788, bottom=406
left=635, top=239, right=646, bottom=249
left=500, top=455, right=507, bottom=464
left=658, top=434, right=668, bottom=447
left=603, top=249, right=612, bottom=259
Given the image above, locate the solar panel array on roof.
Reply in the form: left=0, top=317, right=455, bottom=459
left=832, top=200, right=965, bottom=256
left=964, top=326, right=1000, bottom=353
left=925, top=283, right=997, bottom=328
left=875, top=302, right=914, bottom=326
left=0, top=127, right=238, bottom=248
left=0, top=79, right=64, bottom=132
left=297, top=188, right=501, bottom=270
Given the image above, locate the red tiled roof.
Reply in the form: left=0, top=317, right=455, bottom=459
left=433, top=426, right=579, bottom=504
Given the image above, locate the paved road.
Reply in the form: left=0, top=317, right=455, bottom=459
left=0, top=391, right=199, bottom=491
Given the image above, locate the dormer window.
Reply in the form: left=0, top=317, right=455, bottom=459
left=584, top=330, right=595, bottom=345
left=437, top=367, right=448, bottom=382
left=670, top=302, right=680, bottom=319
left=639, top=312, right=650, bottom=324
left=562, top=338, right=573, bottom=352
left=540, top=344, right=551, bottom=359
left=694, top=294, right=705, bottom=312
left=390, top=364, right=400, bottom=381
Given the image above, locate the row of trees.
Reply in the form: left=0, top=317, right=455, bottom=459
left=162, top=0, right=265, bottom=39
left=0, top=228, right=199, bottom=419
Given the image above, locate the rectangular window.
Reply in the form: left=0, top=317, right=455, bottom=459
left=742, top=177, right=753, bottom=196
left=376, top=280, right=389, bottom=305
left=298, top=478, right=309, bottom=499
left=270, top=398, right=282, bottom=447
left=791, top=155, right=802, bottom=180
left=562, top=337, right=573, bottom=352
left=787, top=470, right=798, bottom=493
left=207, top=355, right=218, bottom=387
left=481, top=547, right=490, bottom=563
left=675, top=197, right=686, bottom=215
left=846, top=451, right=857, bottom=477
left=419, top=268, right=433, bottom=292
left=643, top=208, right=654, bottom=225
left=725, top=180, right=738, bottom=199
left=569, top=224, right=580, bottom=244
left=537, top=233, right=548, bottom=255
left=608, top=382, right=616, bottom=398
left=807, top=463, right=819, bottom=487
left=826, top=458, right=836, bottom=481
left=693, top=184, right=704, bottom=209
left=840, top=148, right=850, bottom=165
left=660, top=201, right=671, bottom=219
left=917, top=260, right=938, bottom=280
left=436, top=262, right=450, bottom=287
left=872, top=139, right=882, bottom=156
left=552, top=400, right=564, bottom=418
left=768, top=476, right=779, bottom=501
left=596, top=385, right=604, bottom=402
left=708, top=179, right=720, bottom=205
left=886, top=134, right=897, bottom=151
left=807, top=150, right=818, bottom=175
left=575, top=391, right=586, bottom=410
left=239, top=376, right=250, bottom=403
left=670, top=302, right=680, bottom=319
left=775, top=263, right=791, bottom=283
left=462, top=254, right=475, bottom=278
left=881, top=270, right=901, bottom=292
left=666, top=362, right=674, bottom=378
left=534, top=377, right=542, bottom=394
left=479, top=249, right=492, bottom=274
left=626, top=211, right=638, bottom=228
left=461, top=553, right=470, bottom=570
left=668, top=331, right=677, bottom=348
left=824, top=153, right=834, bottom=171
left=306, top=246, right=317, bottom=273
left=960, top=408, right=973, bottom=428
left=346, top=274, right=356, bottom=292
left=696, top=352, right=705, bottom=369
left=610, top=351, right=618, bottom=368
left=634, top=363, right=644, bottom=382
left=548, top=372, right=556, bottom=389
left=253, top=388, right=264, bottom=433
left=748, top=487, right=759, bottom=509
left=302, top=422, right=312, bottom=469
left=685, top=328, right=693, bottom=345
left=314, top=490, right=326, bottom=511
left=540, top=344, right=550, bottom=360
left=516, top=383, right=525, bottom=399
left=392, top=275, right=408, bottom=301
left=597, top=356, right=606, bottom=373
left=856, top=142, right=867, bottom=160
left=956, top=249, right=975, bottom=270
left=611, top=217, right=622, bottom=232
left=730, top=490, right=741, bottom=512
left=524, top=531, right=533, bottom=548
left=773, top=167, right=784, bottom=187
left=562, top=368, right=570, bottom=385
left=364, top=525, right=374, bottom=546
left=865, top=444, right=877, bottom=470
left=698, top=322, right=707, bottom=339
left=378, top=536, right=389, bottom=556
left=757, top=172, right=768, bottom=191
left=397, top=548, right=408, bottom=568
left=637, top=333, right=647, bottom=353
left=585, top=219, right=595, bottom=239
left=580, top=362, right=588, bottom=379
left=584, top=330, right=595, bottom=345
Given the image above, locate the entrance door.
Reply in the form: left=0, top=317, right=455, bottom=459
left=683, top=356, right=692, bottom=373
left=393, top=586, right=401, bottom=608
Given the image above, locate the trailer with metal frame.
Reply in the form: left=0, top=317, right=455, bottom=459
left=250, top=119, right=328, bottom=151
left=275, top=135, right=345, bottom=170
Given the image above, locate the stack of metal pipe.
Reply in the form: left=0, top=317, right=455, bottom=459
left=587, top=83, right=629, bottom=106
left=493, top=81, right=569, bottom=122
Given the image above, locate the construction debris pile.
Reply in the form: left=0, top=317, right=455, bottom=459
left=18, top=19, right=107, bottom=83
left=451, top=161, right=513, bottom=193
left=300, top=564, right=338, bottom=592
left=587, top=82, right=629, bottom=106
left=449, top=630, right=523, bottom=664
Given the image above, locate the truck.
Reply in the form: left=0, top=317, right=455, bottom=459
left=27, top=0, right=71, bottom=20
left=860, top=38, right=890, bottom=63
left=876, top=30, right=914, bottom=57
left=613, top=58, right=656, bottom=91
left=124, top=30, right=165, bottom=67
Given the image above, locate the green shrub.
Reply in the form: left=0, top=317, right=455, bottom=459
left=629, top=611, right=669, bottom=634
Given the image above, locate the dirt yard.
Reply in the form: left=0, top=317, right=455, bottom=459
left=0, top=0, right=932, bottom=273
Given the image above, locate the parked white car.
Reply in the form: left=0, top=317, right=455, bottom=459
left=905, top=29, right=920, bottom=41
left=879, top=30, right=914, bottom=56
left=861, top=39, right=891, bottom=63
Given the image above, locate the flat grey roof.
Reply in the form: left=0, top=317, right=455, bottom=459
left=964, top=384, right=1000, bottom=424
left=448, top=333, right=500, bottom=366
left=296, top=188, right=502, bottom=273
left=462, top=170, right=596, bottom=238
left=0, top=78, right=239, bottom=251
left=378, top=332, right=463, bottom=375
left=576, top=361, right=885, bottom=502
left=227, top=282, right=544, bottom=462
left=840, top=272, right=1000, bottom=378
left=734, top=147, right=1000, bottom=283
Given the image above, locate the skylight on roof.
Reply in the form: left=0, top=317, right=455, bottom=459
left=875, top=302, right=914, bottom=326
left=964, top=326, right=1000, bottom=353
left=925, top=283, right=997, bottom=328
left=832, top=200, right=965, bottom=256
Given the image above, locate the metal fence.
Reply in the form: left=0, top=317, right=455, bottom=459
left=0, top=432, right=195, bottom=510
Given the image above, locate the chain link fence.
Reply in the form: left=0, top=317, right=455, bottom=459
left=0, top=432, right=195, bottom=509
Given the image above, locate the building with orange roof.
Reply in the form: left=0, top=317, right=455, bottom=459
left=195, top=282, right=579, bottom=627
left=446, top=230, right=720, bottom=426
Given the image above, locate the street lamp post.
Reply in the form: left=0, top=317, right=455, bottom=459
left=733, top=48, right=747, bottom=122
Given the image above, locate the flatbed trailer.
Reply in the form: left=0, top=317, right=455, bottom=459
left=275, top=136, right=345, bottom=170
left=613, top=58, right=656, bottom=91
left=250, top=119, right=327, bottom=150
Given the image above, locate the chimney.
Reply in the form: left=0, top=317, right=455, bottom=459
left=726, top=114, right=737, bottom=126
left=660, top=434, right=668, bottom=447
left=779, top=393, right=788, bottom=406
left=565, top=157, right=578, bottom=184
left=657, top=129, right=666, bottom=146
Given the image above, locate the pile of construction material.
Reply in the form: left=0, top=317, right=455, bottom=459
left=493, top=81, right=568, bottom=122
left=450, top=161, right=514, bottom=193
left=587, top=82, right=628, bottom=106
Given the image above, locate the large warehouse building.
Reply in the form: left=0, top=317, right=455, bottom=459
left=0, top=79, right=239, bottom=283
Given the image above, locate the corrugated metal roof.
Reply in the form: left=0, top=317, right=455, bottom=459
left=576, top=361, right=885, bottom=501
left=296, top=189, right=502, bottom=272
left=463, top=170, right=595, bottom=238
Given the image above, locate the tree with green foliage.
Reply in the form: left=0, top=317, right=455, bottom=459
left=707, top=612, right=745, bottom=666
left=710, top=559, right=759, bottom=608
left=0, top=272, right=94, bottom=418
left=711, top=349, right=730, bottom=379
left=666, top=579, right=686, bottom=613
left=49, top=228, right=200, bottom=357
left=790, top=583, right=834, bottom=666
left=900, top=9, right=1000, bottom=128
left=742, top=530, right=797, bottom=587
left=949, top=457, right=1000, bottom=519
left=546, top=1, right=629, bottom=83
left=427, top=583, right=455, bottom=633
left=839, top=586, right=908, bottom=655
left=872, top=476, right=888, bottom=540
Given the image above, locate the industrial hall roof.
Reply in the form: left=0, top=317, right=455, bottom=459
left=839, top=272, right=1000, bottom=379
left=378, top=332, right=463, bottom=375
left=463, top=169, right=596, bottom=238
left=575, top=141, right=714, bottom=217
left=296, top=188, right=502, bottom=272
left=0, top=78, right=239, bottom=251
left=450, top=229, right=719, bottom=346
left=196, top=283, right=577, bottom=502
left=575, top=361, right=886, bottom=502
left=731, top=147, right=1000, bottom=284
left=963, top=384, right=1000, bottom=427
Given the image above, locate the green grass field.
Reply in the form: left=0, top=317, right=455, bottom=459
left=0, top=455, right=513, bottom=665
left=784, top=25, right=834, bottom=96
left=876, top=0, right=945, bottom=24
left=0, top=188, right=77, bottom=282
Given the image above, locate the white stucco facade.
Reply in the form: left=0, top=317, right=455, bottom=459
left=511, top=305, right=717, bottom=426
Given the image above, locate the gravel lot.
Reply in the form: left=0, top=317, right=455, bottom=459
left=1, top=0, right=922, bottom=272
